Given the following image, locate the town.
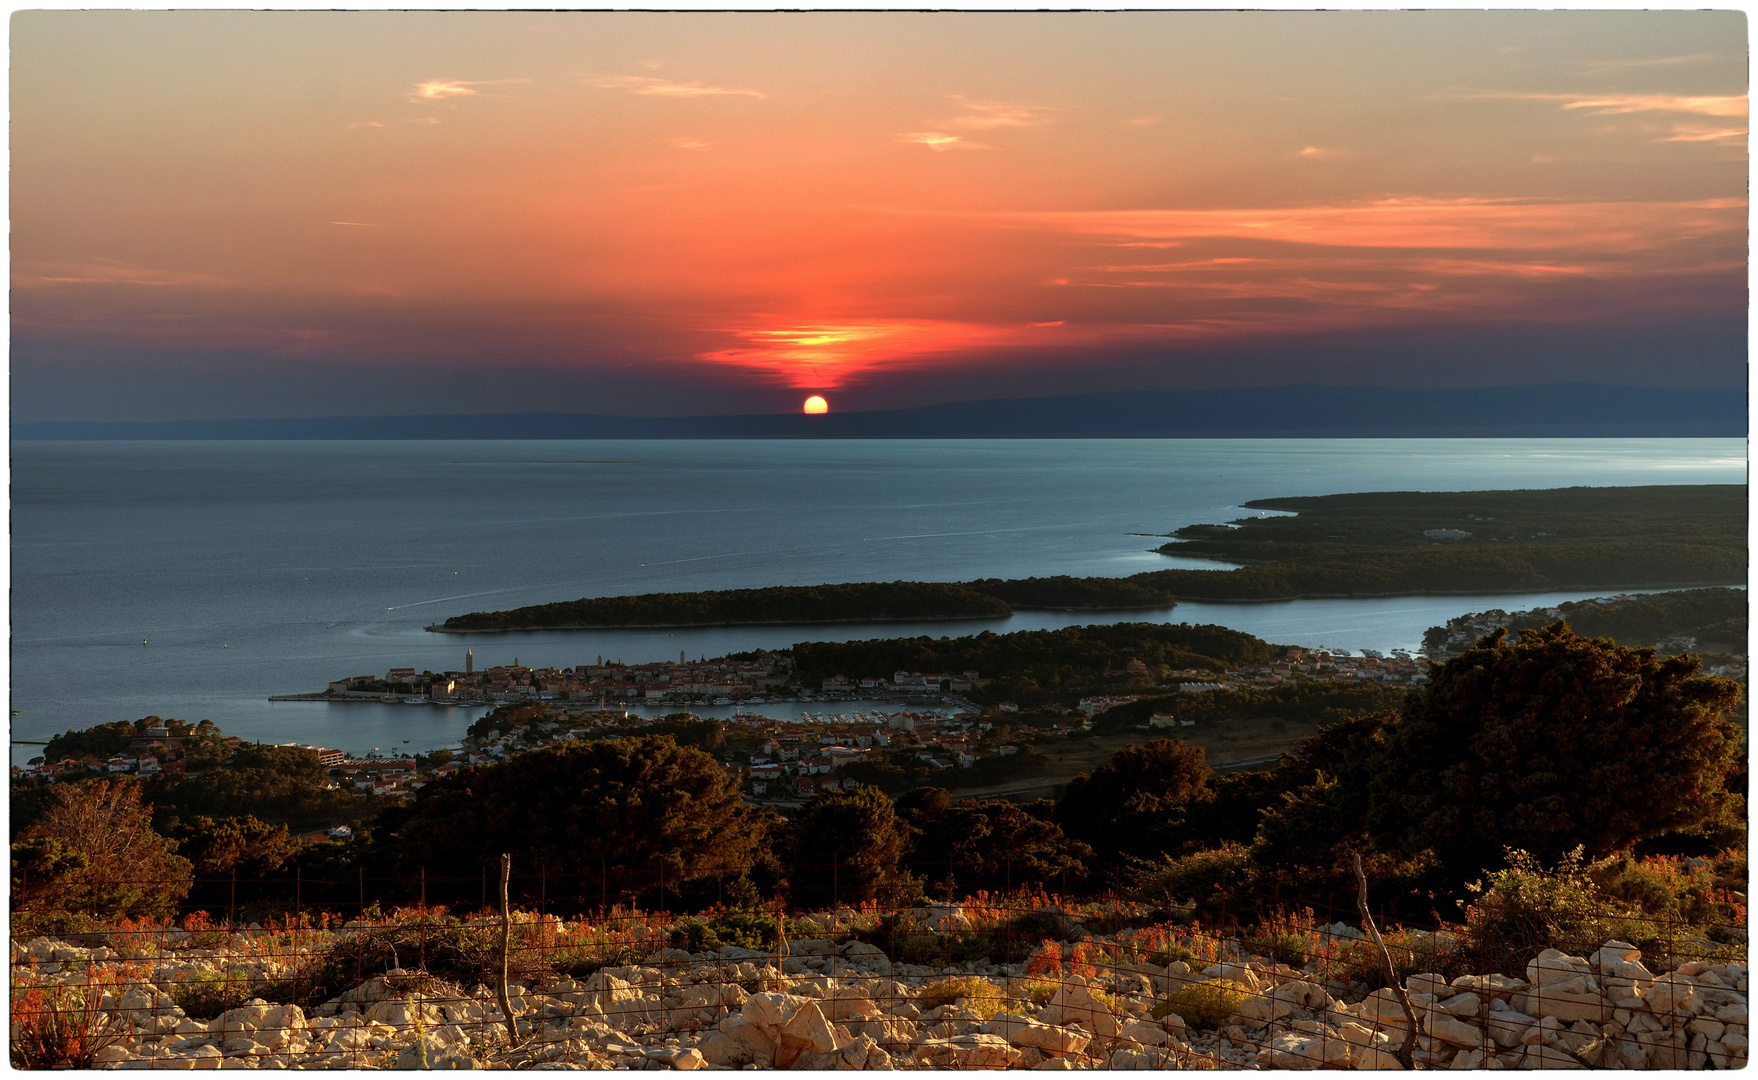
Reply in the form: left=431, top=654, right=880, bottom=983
left=21, top=641, right=1432, bottom=814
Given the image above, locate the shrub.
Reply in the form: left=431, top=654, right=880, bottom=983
left=1461, top=847, right=1616, bottom=977
left=1132, top=844, right=1251, bottom=919
left=10, top=980, right=131, bottom=1068
left=917, top=976, right=1004, bottom=1018
left=1154, top=978, right=1251, bottom=1029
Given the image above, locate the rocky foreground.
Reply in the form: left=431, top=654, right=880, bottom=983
left=9, top=909, right=1748, bottom=1069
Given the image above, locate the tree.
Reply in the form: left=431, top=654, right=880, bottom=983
left=1366, top=623, right=1743, bottom=882
left=1054, top=739, right=1213, bottom=864
left=13, top=780, right=191, bottom=924
left=376, top=736, right=761, bottom=908
left=903, top=792, right=1092, bottom=895
left=162, top=815, right=302, bottom=878
left=784, top=783, right=915, bottom=908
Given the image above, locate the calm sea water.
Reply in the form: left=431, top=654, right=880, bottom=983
left=11, top=439, right=1746, bottom=765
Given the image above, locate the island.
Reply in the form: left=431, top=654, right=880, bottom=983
left=1141, top=483, right=1746, bottom=600
left=428, top=485, right=1745, bottom=631
left=430, top=575, right=1180, bottom=633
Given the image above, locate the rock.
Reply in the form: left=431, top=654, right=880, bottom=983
left=643, top=1047, right=705, bottom=1070
left=982, top=1013, right=1090, bottom=1057
left=1039, top=978, right=1120, bottom=1039
left=1118, top=1018, right=1169, bottom=1047
left=1520, top=984, right=1609, bottom=1024
left=1258, top=1031, right=1351, bottom=1068
left=1438, top=992, right=1481, bottom=1019
left=840, top=941, right=892, bottom=975
left=775, top=1000, right=843, bottom=1068
left=1523, top=1041, right=1587, bottom=1068
left=1643, top=973, right=1699, bottom=1017
left=914, top=1033, right=1021, bottom=1069
left=1526, top=950, right=1594, bottom=990
left=1481, top=1007, right=1536, bottom=1048
left=1406, top=974, right=1450, bottom=998
left=1206, top=963, right=1261, bottom=992
left=394, top=1036, right=476, bottom=1069
left=697, top=1014, right=776, bottom=1068
left=1424, top=1016, right=1486, bottom=1049
left=1108, top=1047, right=1172, bottom=1069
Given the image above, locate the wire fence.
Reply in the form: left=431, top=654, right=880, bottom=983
left=9, top=856, right=1748, bottom=1069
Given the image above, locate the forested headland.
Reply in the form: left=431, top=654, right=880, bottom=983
left=1143, top=484, right=1746, bottom=600
left=433, top=485, right=1743, bottom=631
left=433, top=576, right=1179, bottom=632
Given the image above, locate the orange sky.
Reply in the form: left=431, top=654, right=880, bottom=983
left=10, top=11, right=1748, bottom=419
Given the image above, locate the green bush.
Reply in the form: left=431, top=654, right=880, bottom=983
left=1461, top=847, right=1616, bottom=977
left=1154, top=978, right=1251, bottom=1029
left=1133, top=844, right=1252, bottom=918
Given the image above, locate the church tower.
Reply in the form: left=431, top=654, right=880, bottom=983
left=466, top=648, right=473, bottom=674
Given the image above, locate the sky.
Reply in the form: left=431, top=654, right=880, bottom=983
left=10, top=10, right=1748, bottom=421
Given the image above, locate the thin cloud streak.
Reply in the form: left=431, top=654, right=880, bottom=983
left=585, top=75, right=765, bottom=98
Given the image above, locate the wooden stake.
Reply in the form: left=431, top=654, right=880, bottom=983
left=1354, top=853, right=1419, bottom=1069
left=497, top=854, right=519, bottom=1048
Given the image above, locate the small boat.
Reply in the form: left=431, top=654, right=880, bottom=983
left=403, top=697, right=427, bottom=705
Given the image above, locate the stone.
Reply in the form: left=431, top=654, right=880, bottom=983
left=1643, top=973, right=1699, bottom=1017
left=1526, top=950, right=1594, bottom=990
left=1521, top=985, right=1609, bottom=1025
left=1424, top=1016, right=1486, bottom=1049
left=1448, top=1048, right=1483, bottom=1069
left=1438, top=992, right=1481, bottom=1019
left=643, top=1047, right=704, bottom=1070
left=1521, top=1042, right=1586, bottom=1069
left=1589, top=941, right=1640, bottom=971
left=775, top=1000, right=843, bottom=1068
left=982, top=1014, right=1090, bottom=1058
left=394, top=1036, right=476, bottom=1069
left=1481, top=1009, right=1536, bottom=1049
left=1039, top=978, right=1119, bottom=1040
left=914, top=1033, right=1021, bottom=1069
left=1259, top=1031, right=1351, bottom=1069
left=697, top=1014, right=776, bottom=1068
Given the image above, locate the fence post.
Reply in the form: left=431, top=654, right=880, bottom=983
left=498, top=853, right=519, bottom=1047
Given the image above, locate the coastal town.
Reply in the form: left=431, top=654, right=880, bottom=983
left=19, top=641, right=1433, bottom=810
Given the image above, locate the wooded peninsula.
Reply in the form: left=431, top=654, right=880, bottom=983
left=433, top=485, right=1745, bottom=631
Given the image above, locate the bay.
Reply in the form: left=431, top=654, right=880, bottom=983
left=11, top=438, right=1745, bottom=765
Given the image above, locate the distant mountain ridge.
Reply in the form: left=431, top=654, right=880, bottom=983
left=12, top=383, right=1745, bottom=439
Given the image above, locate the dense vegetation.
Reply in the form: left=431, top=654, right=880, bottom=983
left=145, top=744, right=382, bottom=834
left=436, top=576, right=1181, bottom=632
left=12, top=620, right=1744, bottom=956
left=1091, top=681, right=1408, bottom=735
left=1143, top=484, right=1746, bottom=600
left=1425, top=586, right=1748, bottom=656
left=366, top=736, right=765, bottom=910
left=792, top=621, right=1275, bottom=702
left=437, top=581, right=1011, bottom=631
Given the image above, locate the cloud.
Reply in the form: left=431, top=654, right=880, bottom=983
left=585, top=75, right=764, bottom=99
left=1298, top=146, right=1347, bottom=158
left=1581, top=52, right=1722, bottom=74
left=1659, top=123, right=1747, bottom=144
left=16, top=259, right=224, bottom=288
left=1121, top=115, right=1164, bottom=126
left=944, top=95, right=1053, bottom=130
left=348, top=120, right=384, bottom=130
left=1464, top=89, right=1747, bottom=118
left=668, top=137, right=710, bottom=150
left=698, top=319, right=1019, bottom=387
left=411, top=78, right=530, bottom=101
left=899, top=132, right=994, bottom=152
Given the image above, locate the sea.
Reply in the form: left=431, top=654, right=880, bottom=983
left=10, top=438, right=1747, bottom=766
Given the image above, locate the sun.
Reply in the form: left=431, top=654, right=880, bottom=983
left=802, top=395, right=829, bottom=415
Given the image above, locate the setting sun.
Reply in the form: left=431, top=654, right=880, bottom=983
left=802, top=395, right=829, bottom=415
